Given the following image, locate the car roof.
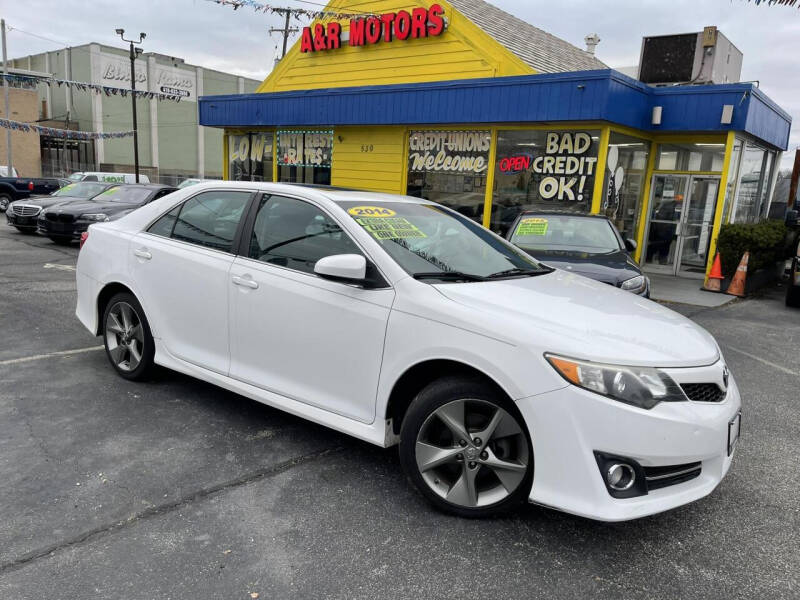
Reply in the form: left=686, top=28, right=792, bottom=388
left=517, top=211, right=610, bottom=220
left=185, top=181, right=434, bottom=205
left=109, top=183, right=176, bottom=190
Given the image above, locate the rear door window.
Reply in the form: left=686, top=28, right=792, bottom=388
left=148, top=190, right=251, bottom=253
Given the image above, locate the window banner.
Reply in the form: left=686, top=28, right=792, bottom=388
left=278, top=130, right=333, bottom=168
left=408, top=131, right=491, bottom=174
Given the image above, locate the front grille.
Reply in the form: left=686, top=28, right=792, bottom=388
left=12, top=204, right=41, bottom=217
left=681, top=383, right=726, bottom=403
left=644, top=462, right=702, bottom=491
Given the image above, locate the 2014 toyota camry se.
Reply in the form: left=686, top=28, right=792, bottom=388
left=75, top=182, right=741, bottom=521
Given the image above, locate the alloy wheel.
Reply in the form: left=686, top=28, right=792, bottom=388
left=105, top=301, right=145, bottom=372
left=415, top=399, right=529, bottom=508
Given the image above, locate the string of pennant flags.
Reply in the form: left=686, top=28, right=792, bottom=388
left=0, top=118, right=134, bottom=141
left=206, top=0, right=374, bottom=20
left=1, top=73, right=184, bottom=102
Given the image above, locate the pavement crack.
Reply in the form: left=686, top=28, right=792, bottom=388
left=0, top=445, right=347, bottom=576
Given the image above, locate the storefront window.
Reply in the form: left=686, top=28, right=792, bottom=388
left=277, top=130, right=333, bottom=185
left=656, top=143, right=725, bottom=172
left=721, top=139, right=743, bottom=224
left=733, top=142, right=777, bottom=223
left=228, top=132, right=274, bottom=182
left=602, top=133, right=651, bottom=241
left=406, top=130, right=491, bottom=223
left=490, top=129, right=601, bottom=235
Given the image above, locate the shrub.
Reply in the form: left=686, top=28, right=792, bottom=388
left=716, top=220, right=787, bottom=278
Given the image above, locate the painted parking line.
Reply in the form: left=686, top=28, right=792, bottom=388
left=723, top=345, right=800, bottom=378
left=0, top=346, right=103, bottom=367
left=43, top=263, right=77, bottom=272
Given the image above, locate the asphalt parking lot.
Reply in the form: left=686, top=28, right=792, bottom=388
left=0, top=224, right=798, bottom=600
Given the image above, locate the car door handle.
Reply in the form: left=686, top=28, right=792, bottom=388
left=232, top=275, right=259, bottom=289
left=133, top=248, right=152, bottom=260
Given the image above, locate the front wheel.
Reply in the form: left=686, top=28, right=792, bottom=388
left=787, top=281, right=800, bottom=308
left=399, top=377, right=533, bottom=518
left=15, top=227, right=35, bottom=235
left=102, top=292, right=155, bottom=381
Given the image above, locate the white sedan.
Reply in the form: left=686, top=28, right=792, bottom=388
left=75, top=183, right=741, bottom=521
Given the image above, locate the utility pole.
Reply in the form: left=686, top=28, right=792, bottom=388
left=115, top=28, right=145, bottom=183
left=269, top=9, right=298, bottom=59
left=2, top=19, right=12, bottom=176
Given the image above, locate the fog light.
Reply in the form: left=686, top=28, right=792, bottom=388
left=607, top=463, right=636, bottom=491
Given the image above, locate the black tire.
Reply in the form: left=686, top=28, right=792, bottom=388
left=399, top=376, right=533, bottom=518
left=0, top=193, right=11, bottom=212
left=787, top=282, right=800, bottom=308
left=102, top=292, right=155, bottom=381
left=49, top=236, right=73, bottom=245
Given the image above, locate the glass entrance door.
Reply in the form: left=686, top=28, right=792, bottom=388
left=644, top=174, right=720, bottom=277
left=677, top=177, right=720, bottom=277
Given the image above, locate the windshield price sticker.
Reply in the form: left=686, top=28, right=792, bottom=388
left=347, top=206, right=396, bottom=217
left=355, top=216, right=427, bottom=240
left=516, top=218, right=548, bottom=236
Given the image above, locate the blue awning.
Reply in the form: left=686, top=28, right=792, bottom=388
left=199, top=70, right=791, bottom=150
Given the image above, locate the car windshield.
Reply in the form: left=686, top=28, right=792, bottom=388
left=509, top=215, right=621, bottom=254
left=67, top=173, right=84, bottom=181
left=94, top=186, right=154, bottom=204
left=338, top=200, right=549, bottom=280
left=53, top=182, right=109, bottom=198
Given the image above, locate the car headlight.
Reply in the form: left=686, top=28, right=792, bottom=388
left=79, top=213, right=109, bottom=222
left=545, top=354, right=686, bottom=409
left=620, top=275, right=647, bottom=294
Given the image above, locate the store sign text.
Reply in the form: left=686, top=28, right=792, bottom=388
left=498, top=154, right=533, bottom=173
left=278, top=131, right=333, bottom=167
left=530, top=132, right=597, bottom=202
left=300, top=5, right=445, bottom=53
left=408, top=131, right=491, bottom=174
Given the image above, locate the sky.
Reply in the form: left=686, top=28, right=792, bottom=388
left=4, top=0, right=799, bottom=168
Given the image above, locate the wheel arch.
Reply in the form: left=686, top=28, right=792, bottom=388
left=384, top=359, right=516, bottom=438
left=95, top=282, right=137, bottom=335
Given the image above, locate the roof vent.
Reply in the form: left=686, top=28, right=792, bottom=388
left=584, top=33, right=601, bottom=55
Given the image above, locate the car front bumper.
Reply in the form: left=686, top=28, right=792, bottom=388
left=6, top=212, right=40, bottom=229
left=37, top=219, right=89, bottom=239
left=516, top=365, right=740, bottom=521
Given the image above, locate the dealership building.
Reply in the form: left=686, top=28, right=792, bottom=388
left=198, top=0, right=791, bottom=280
left=8, top=44, right=260, bottom=183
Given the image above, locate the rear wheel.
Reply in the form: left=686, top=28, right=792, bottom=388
left=399, top=377, right=533, bottom=518
left=102, top=292, right=155, bottom=381
left=787, top=282, right=800, bottom=308
left=0, top=193, right=11, bottom=212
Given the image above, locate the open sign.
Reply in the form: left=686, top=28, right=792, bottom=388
left=498, top=154, right=533, bottom=173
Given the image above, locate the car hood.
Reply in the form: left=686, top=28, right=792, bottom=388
left=19, top=195, right=83, bottom=209
left=43, top=200, right=140, bottom=215
left=429, top=270, right=718, bottom=368
left=523, top=249, right=641, bottom=285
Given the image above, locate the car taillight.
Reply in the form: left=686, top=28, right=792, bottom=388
left=80, top=231, right=89, bottom=249
left=28, top=181, right=34, bottom=191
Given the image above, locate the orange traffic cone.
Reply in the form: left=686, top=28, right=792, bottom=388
left=725, top=251, right=750, bottom=297
left=704, top=252, right=724, bottom=292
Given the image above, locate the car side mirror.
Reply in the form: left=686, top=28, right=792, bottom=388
left=624, top=238, right=637, bottom=252
left=786, top=209, right=798, bottom=227
left=314, top=254, right=367, bottom=283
